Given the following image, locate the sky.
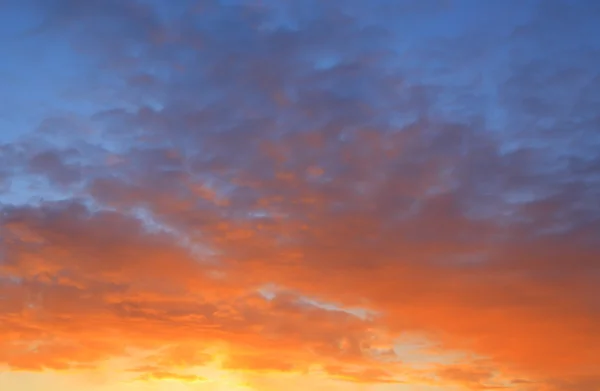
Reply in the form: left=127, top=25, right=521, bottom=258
left=1, top=0, right=600, bottom=390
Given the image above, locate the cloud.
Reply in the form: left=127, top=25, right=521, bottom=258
left=131, top=366, right=207, bottom=383
left=1, top=1, right=600, bottom=390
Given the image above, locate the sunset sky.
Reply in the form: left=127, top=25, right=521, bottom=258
left=1, top=1, right=600, bottom=390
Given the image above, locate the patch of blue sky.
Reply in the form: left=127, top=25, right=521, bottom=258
left=0, top=175, right=75, bottom=207
left=0, top=6, right=97, bottom=143
left=129, top=206, right=218, bottom=262
left=295, top=296, right=374, bottom=320
left=257, top=285, right=374, bottom=320
left=314, top=55, right=340, bottom=71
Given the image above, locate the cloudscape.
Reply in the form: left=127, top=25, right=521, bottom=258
left=1, top=1, right=599, bottom=390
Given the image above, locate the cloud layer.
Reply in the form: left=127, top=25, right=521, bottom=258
left=1, top=1, right=600, bottom=390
